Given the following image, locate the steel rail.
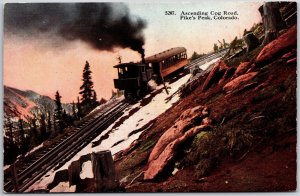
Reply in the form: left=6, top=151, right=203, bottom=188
left=4, top=100, right=129, bottom=192
left=186, top=49, right=228, bottom=69
left=20, top=102, right=130, bottom=192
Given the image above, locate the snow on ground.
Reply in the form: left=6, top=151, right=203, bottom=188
left=25, top=56, right=224, bottom=192
left=80, top=161, right=93, bottom=179
left=50, top=182, right=76, bottom=193
left=27, top=73, right=192, bottom=192
left=4, top=165, right=10, bottom=170
left=25, top=142, right=44, bottom=157
left=89, top=96, right=124, bottom=114
left=200, top=57, right=221, bottom=70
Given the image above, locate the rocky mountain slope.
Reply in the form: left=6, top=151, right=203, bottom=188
left=4, top=86, right=72, bottom=123
left=114, top=24, right=297, bottom=192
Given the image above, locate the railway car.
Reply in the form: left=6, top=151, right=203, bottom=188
left=113, top=47, right=188, bottom=99
left=113, top=62, right=153, bottom=98
left=145, top=47, right=188, bottom=83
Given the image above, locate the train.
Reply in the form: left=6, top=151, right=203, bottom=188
left=113, top=47, right=188, bottom=98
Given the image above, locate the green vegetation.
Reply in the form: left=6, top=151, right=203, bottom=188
left=79, top=61, right=100, bottom=115
left=4, top=61, right=102, bottom=165
left=139, top=139, right=155, bottom=152
left=190, top=51, right=205, bottom=61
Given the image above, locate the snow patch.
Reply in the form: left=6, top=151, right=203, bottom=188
left=200, top=57, right=221, bottom=70
left=4, top=165, right=10, bottom=170
left=25, top=142, right=44, bottom=157
left=25, top=169, right=56, bottom=192
left=89, top=96, right=124, bottom=114
left=50, top=182, right=75, bottom=193
left=80, top=161, right=93, bottom=179
left=28, top=73, right=191, bottom=192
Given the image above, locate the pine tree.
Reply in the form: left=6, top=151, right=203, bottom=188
left=30, top=116, right=39, bottom=146
left=7, top=119, right=14, bottom=146
left=54, top=91, right=64, bottom=132
left=223, top=39, right=229, bottom=48
left=213, top=43, right=219, bottom=52
left=53, top=113, right=57, bottom=133
left=190, top=52, right=200, bottom=60
left=79, top=61, right=94, bottom=108
left=218, top=40, right=223, bottom=50
left=62, top=109, right=68, bottom=125
left=72, top=101, right=77, bottom=120
left=18, top=119, right=25, bottom=146
left=19, top=119, right=30, bottom=154
left=4, top=119, right=18, bottom=164
left=92, top=91, right=99, bottom=107
left=47, top=111, right=52, bottom=132
left=39, top=113, right=47, bottom=141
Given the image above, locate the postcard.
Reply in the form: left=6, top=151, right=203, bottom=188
left=3, top=1, right=297, bottom=193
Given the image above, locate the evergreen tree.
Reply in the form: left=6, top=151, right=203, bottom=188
left=7, top=119, right=14, bottom=146
left=223, top=39, right=229, bottom=48
left=19, top=119, right=30, bottom=154
left=62, top=109, right=68, bottom=125
left=4, top=119, right=18, bottom=164
left=218, top=40, right=223, bottom=50
left=30, top=117, right=39, bottom=146
left=18, top=119, right=25, bottom=146
left=213, top=43, right=219, bottom=52
left=47, top=111, right=52, bottom=132
left=72, top=101, right=78, bottom=121
left=53, top=113, right=57, bottom=133
left=79, top=61, right=95, bottom=108
left=39, top=113, right=47, bottom=141
left=54, top=91, right=64, bottom=132
left=190, top=52, right=200, bottom=60
left=92, top=91, right=99, bottom=107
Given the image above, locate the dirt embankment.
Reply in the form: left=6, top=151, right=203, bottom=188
left=114, top=25, right=297, bottom=192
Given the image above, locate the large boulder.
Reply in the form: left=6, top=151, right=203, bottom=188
left=232, top=62, right=252, bottom=79
left=223, top=72, right=258, bottom=93
left=219, top=67, right=236, bottom=84
left=256, top=25, right=297, bottom=64
left=144, top=106, right=212, bottom=180
left=202, top=60, right=228, bottom=91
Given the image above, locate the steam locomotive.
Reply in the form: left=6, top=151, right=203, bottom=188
left=113, top=47, right=188, bottom=98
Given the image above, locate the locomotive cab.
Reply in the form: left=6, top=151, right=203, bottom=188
left=113, top=62, right=153, bottom=98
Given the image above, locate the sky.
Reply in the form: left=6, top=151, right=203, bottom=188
left=3, top=1, right=262, bottom=103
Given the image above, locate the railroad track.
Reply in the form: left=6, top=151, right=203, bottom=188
left=4, top=99, right=130, bottom=192
left=185, top=48, right=228, bottom=72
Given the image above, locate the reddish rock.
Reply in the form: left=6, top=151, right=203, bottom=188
left=202, top=117, right=212, bottom=125
left=219, top=67, right=236, bottom=84
left=223, top=72, right=258, bottom=93
left=287, top=57, right=296, bottom=65
left=202, top=60, right=228, bottom=91
left=144, top=106, right=212, bottom=180
left=281, top=50, right=296, bottom=60
left=256, top=25, right=297, bottom=64
left=232, top=62, right=251, bottom=78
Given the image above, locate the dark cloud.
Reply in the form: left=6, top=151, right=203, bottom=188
left=4, top=3, right=147, bottom=56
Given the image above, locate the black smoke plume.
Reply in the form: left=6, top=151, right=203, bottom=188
left=4, top=3, right=147, bottom=57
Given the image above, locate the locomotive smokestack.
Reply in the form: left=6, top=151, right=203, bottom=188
left=5, top=3, right=147, bottom=54
left=140, top=48, right=146, bottom=64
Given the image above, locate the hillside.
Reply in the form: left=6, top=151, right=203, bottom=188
left=4, top=86, right=72, bottom=123
left=30, top=25, right=297, bottom=193
left=25, top=23, right=297, bottom=193
left=113, top=25, right=297, bottom=192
